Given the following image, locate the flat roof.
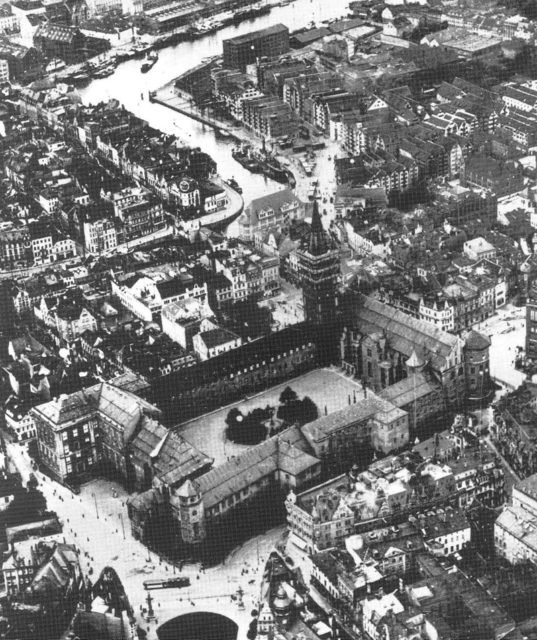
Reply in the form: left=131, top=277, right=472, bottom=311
left=223, top=23, right=288, bottom=46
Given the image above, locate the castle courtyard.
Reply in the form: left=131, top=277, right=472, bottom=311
left=176, top=367, right=368, bottom=465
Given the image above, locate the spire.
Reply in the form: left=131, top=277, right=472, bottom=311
left=308, top=197, right=328, bottom=255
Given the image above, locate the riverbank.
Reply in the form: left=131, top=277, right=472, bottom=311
left=78, top=0, right=351, bottom=207
left=150, top=82, right=244, bottom=143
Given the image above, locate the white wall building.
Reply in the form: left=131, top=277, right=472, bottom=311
left=0, top=58, right=9, bottom=83
left=495, top=474, right=537, bottom=564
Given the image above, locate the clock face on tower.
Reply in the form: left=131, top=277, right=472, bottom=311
left=179, top=180, right=190, bottom=193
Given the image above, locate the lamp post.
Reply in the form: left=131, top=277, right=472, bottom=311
left=146, top=591, right=155, bottom=620
left=119, top=513, right=126, bottom=540
left=92, top=492, right=99, bottom=519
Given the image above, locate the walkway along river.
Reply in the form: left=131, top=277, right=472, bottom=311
left=79, top=0, right=351, bottom=224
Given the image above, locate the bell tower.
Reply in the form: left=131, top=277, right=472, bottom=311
left=296, top=199, right=340, bottom=326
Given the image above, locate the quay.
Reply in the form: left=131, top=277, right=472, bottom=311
left=150, top=82, right=245, bottom=144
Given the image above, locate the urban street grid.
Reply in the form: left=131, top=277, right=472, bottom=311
left=2, top=0, right=537, bottom=639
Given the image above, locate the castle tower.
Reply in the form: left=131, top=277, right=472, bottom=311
left=463, top=330, right=491, bottom=404
left=296, top=199, right=340, bottom=327
left=406, top=348, right=425, bottom=374
left=525, top=260, right=537, bottom=360
left=176, top=479, right=206, bottom=545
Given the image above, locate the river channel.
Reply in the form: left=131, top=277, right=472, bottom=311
left=78, top=0, right=350, bottom=209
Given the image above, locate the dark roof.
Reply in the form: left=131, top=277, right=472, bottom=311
left=161, top=322, right=318, bottom=395
left=247, top=188, right=301, bottom=215
left=29, top=543, right=79, bottom=597
left=61, top=611, right=125, bottom=640
left=328, top=17, right=365, bottom=33
left=292, top=27, right=331, bottom=44
left=34, top=23, right=79, bottom=43
left=195, top=426, right=315, bottom=508
left=351, top=294, right=460, bottom=371
left=129, top=415, right=212, bottom=486
left=0, top=474, right=20, bottom=498
left=156, top=277, right=191, bottom=299
left=198, top=327, right=239, bottom=349
left=32, top=382, right=160, bottom=439
left=464, top=329, right=490, bottom=351
left=26, top=13, right=46, bottom=26
left=224, top=23, right=288, bottom=46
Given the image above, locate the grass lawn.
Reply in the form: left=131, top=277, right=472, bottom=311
left=176, top=367, right=367, bottom=465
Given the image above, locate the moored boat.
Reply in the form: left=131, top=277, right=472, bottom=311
left=141, top=51, right=158, bottom=73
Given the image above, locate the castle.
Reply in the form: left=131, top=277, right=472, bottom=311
left=30, top=206, right=492, bottom=549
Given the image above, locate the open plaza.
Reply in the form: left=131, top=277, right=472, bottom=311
left=177, top=367, right=367, bottom=465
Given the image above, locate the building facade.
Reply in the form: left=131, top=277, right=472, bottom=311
left=496, top=474, right=537, bottom=564
left=223, top=24, right=290, bottom=71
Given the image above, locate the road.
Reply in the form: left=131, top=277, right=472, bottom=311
left=6, top=440, right=283, bottom=639
left=479, top=303, right=526, bottom=391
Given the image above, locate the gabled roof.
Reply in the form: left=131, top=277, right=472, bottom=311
left=197, top=327, right=240, bottom=349
left=277, top=439, right=319, bottom=476
left=301, top=394, right=405, bottom=444
left=32, top=382, right=160, bottom=438
left=29, top=543, right=79, bottom=597
left=196, top=425, right=312, bottom=508
left=129, top=416, right=212, bottom=487
left=34, top=22, right=79, bottom=43
left=351, top=295, right=461, bottom=371
left=246, top=188, right=301, bottom=222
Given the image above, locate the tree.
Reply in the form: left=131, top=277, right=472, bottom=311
left=277, top=394, right=319, bottom=426
left=225, top=407, right=243, bottom=429
left=247, top=619, right=258, bottom=640
left=226, top=407, right=268, bottom=445
left=2, top=486, right=47, bottom=529
left=300, top=396, right=318, bottom=424
left=279, top=386, right=298, bottom=405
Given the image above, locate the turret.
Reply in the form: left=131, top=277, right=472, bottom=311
left=176, top=479, right=206, bottom=544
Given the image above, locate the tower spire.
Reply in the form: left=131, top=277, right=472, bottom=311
left=308, top=197, right=327, bottom=255
left=296, top=190, right=340, bottom=326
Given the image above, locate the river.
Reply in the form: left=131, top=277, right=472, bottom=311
left=78, top=0, right=350, bottom=208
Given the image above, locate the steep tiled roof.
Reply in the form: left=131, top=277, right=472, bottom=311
left=29, top=543, right=79, bottom=597
left=32, top=382, right=160, bottom=438
left=197, top=327, right=240, bottom=349
left=34, top=23, right=78, bottom=43
left=351, top=295, right=461, bottom=370
left=301, top=394, right=405, bottom=445
left=129, top=416, right=212, bottom=486
left=464, top=329, right=490, bottom=351
left=246, top=188, right=301, bottom=225
left=195, top=426, right=311, bottom=508
left=379, top=372, right=438, bottom=409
